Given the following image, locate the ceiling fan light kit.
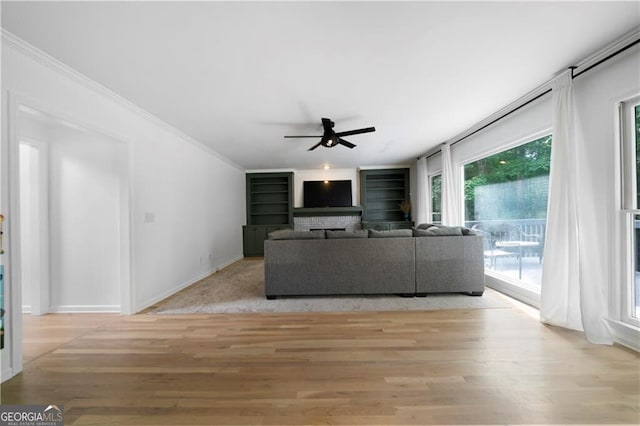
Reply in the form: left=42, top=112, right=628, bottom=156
left=284, top=117, right=376, bottom=151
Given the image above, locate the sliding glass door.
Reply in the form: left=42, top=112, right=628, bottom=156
left=463, top=135, right=551, bottom=289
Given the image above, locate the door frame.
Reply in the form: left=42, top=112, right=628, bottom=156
left=3, top=92, right=134, bottom=381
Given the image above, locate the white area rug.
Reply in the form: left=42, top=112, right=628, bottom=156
left=148, top=258, right=510, bottom=314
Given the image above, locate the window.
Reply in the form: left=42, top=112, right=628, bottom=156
left=632, top=213, right=639, bottom=320
left=620, top=97, right=640, bottom=323
left=463, top=135, right=552, bottom=288
left=430, top=174, right=441, bottom=224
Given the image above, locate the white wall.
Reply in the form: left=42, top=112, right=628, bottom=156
left=47, top=124, right=123, bottom=311
left=1, top=34, right=246, bottom=379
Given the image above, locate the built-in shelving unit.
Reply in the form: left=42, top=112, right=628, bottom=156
left=360, top=168, right=411, bottom=223
left=246, top=173, right=293, bottom=226
left=243, top=172, right=293, bottom=256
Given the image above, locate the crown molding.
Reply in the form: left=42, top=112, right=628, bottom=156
left=245, top=168, right=296, bottom=174
left=0, top=29, right=244, bottom=171
left=358, top=164, right=412, bottom=170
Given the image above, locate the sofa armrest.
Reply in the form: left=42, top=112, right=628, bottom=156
left=415, top=235, right=484, bottom=294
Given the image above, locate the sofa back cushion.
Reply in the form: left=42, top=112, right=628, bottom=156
left=326, top=230, right=368, bottom=239
left=413, top=226, right=463, bottom=236
left=416, top=224, right=475, bottom=235
left=268, top=229, right=325, bottom=240
left=368, top=229, right=413, bottom=238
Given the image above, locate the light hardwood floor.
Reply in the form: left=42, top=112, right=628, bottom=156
left=2, top=300, right=639, bottom=425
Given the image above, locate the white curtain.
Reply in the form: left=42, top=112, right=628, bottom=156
left=441, top=143, right=461, bottom=225
left=414, top=157, right=429, bottom=225
left=540, top=71, right=612, bottom=344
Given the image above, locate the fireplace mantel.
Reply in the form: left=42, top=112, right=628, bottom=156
left=293, top=206, right=363, bottom=217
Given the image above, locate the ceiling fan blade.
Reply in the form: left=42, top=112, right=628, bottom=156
left=284, top=135, right=323, bottom=138
left=338, top=138, right=356, bottom=149
left=335, top=126, right=376, bottom=137
left=308, top=141, right=323, bottom=151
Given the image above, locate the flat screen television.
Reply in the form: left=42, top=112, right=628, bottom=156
left=303, top=180, right=352, bottom=208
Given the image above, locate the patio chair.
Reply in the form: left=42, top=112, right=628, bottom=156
left=473, top=223, right=543, bottom=263
left=473, top=228, right=519, bottom=270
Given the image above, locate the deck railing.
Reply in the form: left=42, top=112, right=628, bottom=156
left=465, top=219, right=546, bottom=241
left=465, top=219, right=547, bottom=261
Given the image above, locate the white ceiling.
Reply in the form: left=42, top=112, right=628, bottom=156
left=2, top=1, right=639, bottom=170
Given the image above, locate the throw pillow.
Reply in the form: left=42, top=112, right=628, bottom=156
left=461, top=227, right=476, bottom=235
left=416, top=223, right=435, bottom=230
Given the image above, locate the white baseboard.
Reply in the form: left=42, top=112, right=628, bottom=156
left=215, top=255, right=243, bottom=271
left=49, top=305, right=121, bottom=313
left=22, top=305, right=32, bottom=314
left=1, top=367, right=15, bottom=383
left=135, top=273, right=212, bottom=314
left=135, top=255, right=243, bottom=313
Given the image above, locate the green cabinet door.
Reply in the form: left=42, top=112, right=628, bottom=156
left=243, top=226, right=268, bottom=257
left=243, top=225, right=290, bottom=257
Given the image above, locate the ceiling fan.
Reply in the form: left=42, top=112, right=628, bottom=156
left=284, top=118, right=376, bottom=151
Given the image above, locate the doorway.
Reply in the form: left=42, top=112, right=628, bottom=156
left=5, top=101, right=132, bottom=379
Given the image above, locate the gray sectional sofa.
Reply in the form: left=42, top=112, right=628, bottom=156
left=264, top=226, right=484, bottom=299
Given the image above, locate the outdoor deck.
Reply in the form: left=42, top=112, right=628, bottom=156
left=485, top=255, right=542, bottom=287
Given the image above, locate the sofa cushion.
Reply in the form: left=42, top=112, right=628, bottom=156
left=416, top=223, right=475, bottom=235
left=326, top=230, right=368, bottom=239
left=368, top=229, right=413, bottom=238
left=268, top=229, right=325, bottom=240
left=413, top=226, right=463, bottom=236
left=416, top=223, right=436, bottom=230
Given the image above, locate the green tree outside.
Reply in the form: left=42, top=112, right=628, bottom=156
left=463, top=135, right=552, bottom=221
left=431, top=174, right=441, bottom=223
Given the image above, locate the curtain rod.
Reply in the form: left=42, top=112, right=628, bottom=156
left=419, top=85, right=551, bottom=161
left=418, top=32, right=640, bottom=160
left=449, top=87, right=552, bottom=148
left=423, top=144, right=445, bottom=160
left=573, top=37, right=640, bottom=79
